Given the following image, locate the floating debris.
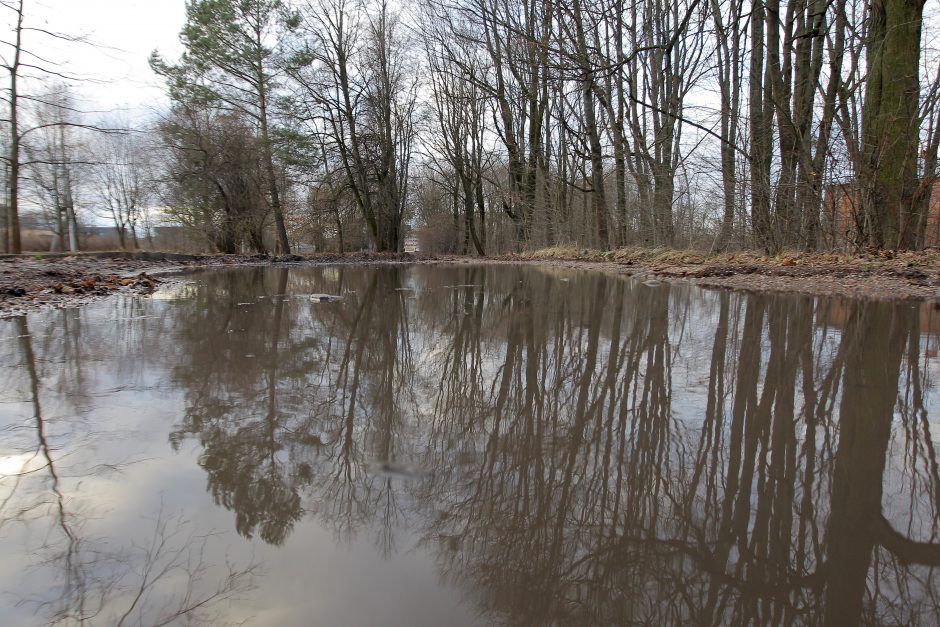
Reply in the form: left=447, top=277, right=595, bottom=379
left=310, top=293, right=343, bottom=303
left=370, top=460, right=431, bottom=479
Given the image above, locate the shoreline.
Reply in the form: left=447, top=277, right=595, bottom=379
left=2, top=249, right=939, bottom=317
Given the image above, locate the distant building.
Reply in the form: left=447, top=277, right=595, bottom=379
left=825, top=180, right=940, bottom=246
left=403, top=235, right=421, bottom=253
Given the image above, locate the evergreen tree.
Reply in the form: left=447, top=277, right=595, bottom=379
left=151, top=0, right=293, bottom=254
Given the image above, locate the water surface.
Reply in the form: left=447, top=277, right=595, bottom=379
left=3, top=264, right=940, bottom=625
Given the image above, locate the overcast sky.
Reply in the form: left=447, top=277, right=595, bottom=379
left=12, top=0, right=187, bottom=120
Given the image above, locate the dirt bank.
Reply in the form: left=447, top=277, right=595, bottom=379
left=0, top=253, right=253, bottom=317
left=0, top=251, right=433, bottom=317
left=1, top=248, right=938, bottom=317
left=500, top=247, right=940, bottom=301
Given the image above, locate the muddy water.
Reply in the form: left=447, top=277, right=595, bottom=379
left=3, top=264, right=940, bottom=625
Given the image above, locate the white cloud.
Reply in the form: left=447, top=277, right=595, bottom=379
left=10, top=0, right=186, bottom=120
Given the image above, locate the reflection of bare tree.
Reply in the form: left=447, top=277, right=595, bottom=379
left=430, top=267, right=488, bottom=439
left=317, top=267, right=412, bottom=552
left=149, top=264, right=940, bottom=624
left=417, top=272, right=662, bottom=624
left=823, top=302, right=940, bottom=625
left=413, top=283, right=940, bottom=624
left=5, top=317, right=255, bottom=626
left=39, top=508, right=257, bottom=627
left=16, top=316, right=85, bottom=617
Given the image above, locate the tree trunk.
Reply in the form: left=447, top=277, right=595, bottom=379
left=7, top=0, right=24, bottom=253
left=258, top=100, right=290, bottom=255
left=749, top=0, right=775, bottom=252
left=859, top=0, right=926, bottom=249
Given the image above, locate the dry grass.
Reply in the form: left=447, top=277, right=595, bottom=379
left=514, top=245, right=940, bottom=269
left=19, top=229, right=56, bottom=252
left=516, top=245, right=759, bottom=264
left=18, top=229, right=126, bottom=253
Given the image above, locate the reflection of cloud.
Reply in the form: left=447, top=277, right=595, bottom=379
left=0, top=452, right=44, bottom=478
left=150, top=283, right=198, bottom=301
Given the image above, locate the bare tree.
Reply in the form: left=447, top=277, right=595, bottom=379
left=157, top=107, right=271, bottom=253
left=420, top=0, right=489, bottom=254
left=284, top=0, right=417, bottom=252
left=0, top=0, right=94, bottom=252
left=92, top=126, right=149, bottom=250
left=132, top=0, right=936, bottom=254
left=22, top=84, right=83, bottom=251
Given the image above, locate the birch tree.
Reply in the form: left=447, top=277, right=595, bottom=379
left=23, top=86, right=82, bottom=251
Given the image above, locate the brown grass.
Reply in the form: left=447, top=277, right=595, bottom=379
left=514, top=245, right=940, bottom=269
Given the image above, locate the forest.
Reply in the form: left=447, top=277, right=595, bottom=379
left=0, top=0, right=937, bottom=255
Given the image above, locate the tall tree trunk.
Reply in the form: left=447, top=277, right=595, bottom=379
left=713, top=0, right=744, bottom=251
left=749, top=0, right=775, bottom=252
left=258, top=90, right=290, bottom=255
left=7, top=0, right=24, bottom=253
left=570, top=0, right=608, bottom=248
left=859, top=0, right=926, bottom=249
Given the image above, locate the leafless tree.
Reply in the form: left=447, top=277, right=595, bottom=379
left=22, top=85, right=83, bottom=251
left=91, top=124, right=149, bottom=250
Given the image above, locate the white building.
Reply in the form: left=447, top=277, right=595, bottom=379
left=403, top=235, right=421, bottom=253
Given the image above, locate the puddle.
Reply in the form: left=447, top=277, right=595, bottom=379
left=2, top=264, right=940, bottom=625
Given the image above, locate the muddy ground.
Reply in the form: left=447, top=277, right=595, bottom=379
left=0, top=251, right=436, bottom=317
left=503, top=248, right=940, bottom=302
left=1, top=249, right=939, bottom=317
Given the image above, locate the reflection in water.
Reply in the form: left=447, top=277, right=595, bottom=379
left=4, top=265, right=940, bottom=625
left=169, top=268, right=305, bottom=545
left=1, top=312, right=255, bottom=626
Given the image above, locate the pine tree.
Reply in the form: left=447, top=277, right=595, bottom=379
left=151, top=0, right=292, bottom=254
